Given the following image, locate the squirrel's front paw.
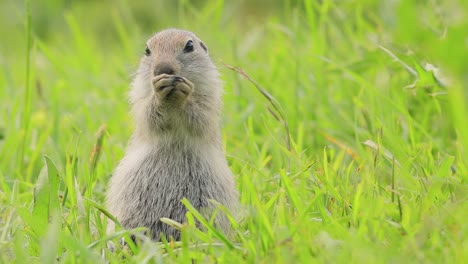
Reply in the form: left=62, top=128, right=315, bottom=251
left=152, top=74, right=194, bottom=105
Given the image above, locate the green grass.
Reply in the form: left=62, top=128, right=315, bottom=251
left=1, top=0, right=467, bottom=263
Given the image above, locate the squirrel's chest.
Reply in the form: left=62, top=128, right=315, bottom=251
left=129, top=146, right=212, bottom=186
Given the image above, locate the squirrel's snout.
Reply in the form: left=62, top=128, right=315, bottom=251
left=153, top=62, right=176, bottom=76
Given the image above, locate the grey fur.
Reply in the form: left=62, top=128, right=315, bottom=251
left=106, top=29, right=238, bottom=241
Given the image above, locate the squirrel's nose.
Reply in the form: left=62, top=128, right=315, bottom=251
left=154, top=63, right=175, bottom=76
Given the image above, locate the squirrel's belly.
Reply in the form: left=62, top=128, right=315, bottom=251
left=110, top=146, right=225, bottom=238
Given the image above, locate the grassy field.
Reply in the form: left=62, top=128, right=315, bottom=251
left=1, top=0, right=467, bottom=263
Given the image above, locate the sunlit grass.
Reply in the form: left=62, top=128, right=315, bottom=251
left=0, top=0, right=467, bottom=263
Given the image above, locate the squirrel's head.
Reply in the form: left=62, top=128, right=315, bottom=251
left=130, top=29, right=222, bottom=108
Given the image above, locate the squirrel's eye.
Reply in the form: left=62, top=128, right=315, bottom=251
left=183, top=40, right=194, bottom=53
left=145, top=46, right=151, bottom=56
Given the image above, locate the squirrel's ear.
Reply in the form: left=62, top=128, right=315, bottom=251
left=200, top=42, right=208, bottom=53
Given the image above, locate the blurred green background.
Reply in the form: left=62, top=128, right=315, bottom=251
left=0, top=0, right=467, bottom=262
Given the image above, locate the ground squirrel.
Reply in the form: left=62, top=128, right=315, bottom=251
left=106, top=29, right=238, bottom=241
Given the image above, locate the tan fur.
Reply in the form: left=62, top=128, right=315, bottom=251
left=106, top=29, right=238, bottom=241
